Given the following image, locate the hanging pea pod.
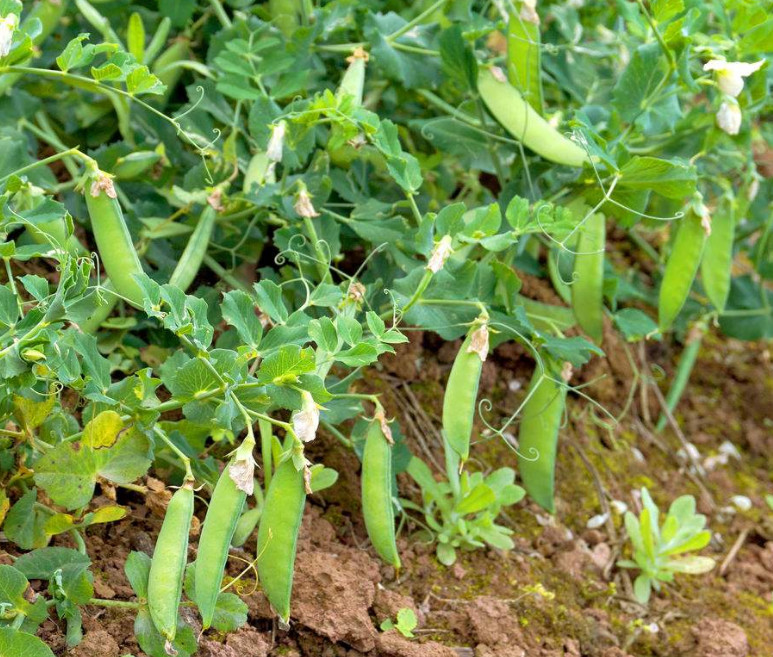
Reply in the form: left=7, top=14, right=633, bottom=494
left=84, top=172, right=145, bottom=308
left=506, top=2, right=544, bottom=115
left=243, top=152, right=275, bottom=194
left=256, top=456, right=306, bottom=625
left=517, top=360, right=567, bottom=513
left=442, top=318, right=489, bottom=464
left=361, top=410, right=401, bottom=568
left=147, top=481, right=194, bottom=642
left=658, top=211, right=707, bottom=331
left=478, top=67, right=589, bottom=168
left=169, top=204, right=218, bottom=292
left=571, top=211, right=606, bottom=342
left=700, top=198, right=734, bottom=312
left=113, top=151, right=161, bottom=180
left=195, top=453, right=249, bottom=630
left=336, top=47, right=368, bottom=105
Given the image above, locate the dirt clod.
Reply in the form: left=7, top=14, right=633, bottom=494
left=683, top=618, right=749, bottom=657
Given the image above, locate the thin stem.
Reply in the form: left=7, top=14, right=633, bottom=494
left=259, top=418, right=273, bottom=490
left=406, top=192, right=423, bottom=226
left=387, top=0, right=449, bottom=42
left=88, top=598, right=140, bottom=609
left=154, top=427, right=194, bottom=481
left=203, top=254, right=253, bottom=294
left=70, top=529, right=87, bottom=555
left=321, top=421, right=353, bottom=449
left=0, top=148, right=80, bottom=185
left=209, top=0, right=232, bottom=27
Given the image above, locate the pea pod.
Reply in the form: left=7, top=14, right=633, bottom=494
left=169, top=205, right=217, bottom=292
left=506, top=3, right=543, bottom=114
left=84, top=174, right=145, bottom=308
left=361, top=412, right=401, bottom=569
left=148, top=482, right=194, bottom=641
left=517, top=362, right=566, bottom=513
left=243, top=152, right=275, bottom=194
left=571, top=211, right=606, bottom=342
left=256, top=457, right=306, bottom=625
left=195, top=463, right=247, bottom=629
left=442, top=321, right=489, bottom=463
left=700, top=200, right=734, bottom=312
left=113, top=151, right=161, bottom=180
left=478, top=67, right=589, bottom=168
left=231, top=504, right=262, bottom=548
left=336, top=47, right=368, bottom=104
left=658, top=212, right=707, bottom=331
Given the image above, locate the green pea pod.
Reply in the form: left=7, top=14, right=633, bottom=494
left=336, top=48, right=368, bottom=105
left=231, top=504, right=262, bottom=548
left=148, top=482, right=194, bottom=641
left=478, top=68, right=589, bottom=168
left=195, top=465, right=246, bottom=629
left=658, top=212, right=707, bottom=331
left=243, top=152, right=275, bottom=194
left=169, top=206, right=217, bottom=292
left=442, top=322, right=489, bottom=463
left=571, top=212, right=606, bottom=342
left=84, top=175, right=145, bottom=308
left=517, top=363, right=566, bottom=513
left=506, top=4, right=543, bottom=115
left=361, top=413, right=401, bottom=569
left=700, top=201, right=734, bottom=312
left=113, top=151, right=161, bottom=180
left=143, top=17, right=172, bottom=65
left=256, top=458, right=306, bottom=625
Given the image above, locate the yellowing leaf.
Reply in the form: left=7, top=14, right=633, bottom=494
left=0, top=489, right=9, bottom=528
left=83, top=410, right=124, bottom=449
left=13, top=394, right=55, bottom=431
left=88, top=506, right=127, bottom=525
left=44, top=513, right=76, bottom=535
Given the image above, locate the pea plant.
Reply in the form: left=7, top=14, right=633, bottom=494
left=0, top=0, right=770, bottom=654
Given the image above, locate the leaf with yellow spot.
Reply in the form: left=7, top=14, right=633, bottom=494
left=83, top=410, right=124, bottom=449
left=13, top=394, right=55, bottom=431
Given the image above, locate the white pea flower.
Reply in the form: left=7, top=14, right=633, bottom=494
left=716, top=100, right=742, bottom=136
left=292, top=391, right=320, bottom=443
left=520, top=0, right=540, bottom=25
left=266, top=121, right=286, bottom=162
left=703, top=59, right=765, bottom=97
left=294, top=185, right=320, bottom=218
left=467, top=323, right=490, bottom=362
left=427, top=234, right=453, bottom=273
left=698, top=204, right=712, bottom=236
left=0, top=13, right=19, bottom=58
left=89, top=173, right=117, bottom=199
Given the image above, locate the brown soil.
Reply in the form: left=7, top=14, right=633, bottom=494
left=11, top=311, right=773, bottom=657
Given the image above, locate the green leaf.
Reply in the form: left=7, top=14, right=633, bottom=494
left=257, top=345, right=315, bottom=385
left=612, top=44, right=667, bottom=123
left=439, top=25, right=477, bottom=90
left=34, top=428, right=151, bottom=510
left=618, top=156, right=697, bottom=199
left=455, top=484, right=496, bottom=515
left=4, top=489, right=48, bottom=550
left=0, top=627, right=54, bottom=657
left=210, top=592, right=248, bottom=633
left=124, top=551, right=151, bottom=599
left=221, top=290, right=262, bottom=350
left=613, top=308, right=660, bottom=342
left=13, top=547, right=89, bottom=579
left=253, top=280, right=288, bottom=324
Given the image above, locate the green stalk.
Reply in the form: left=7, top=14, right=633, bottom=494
left=655, top=318, right=708, bottom=432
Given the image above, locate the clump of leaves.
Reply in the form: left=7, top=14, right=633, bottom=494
left=380, top=607, right=417, bottom=638
left=618, top=488, right=715, bottom=604
left=405, top=460, right=525, bottom=566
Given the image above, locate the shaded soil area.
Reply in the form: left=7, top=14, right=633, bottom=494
left=6, top=321, right=773, bottom=657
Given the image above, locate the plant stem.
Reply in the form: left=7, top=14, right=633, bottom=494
left=154, top=427, right=194, bottom=481
left=88, top=598, right=140, bottom=609
left=209, top=0, right=232, bottom=27
left=259, top=418, right=273, bottom=490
